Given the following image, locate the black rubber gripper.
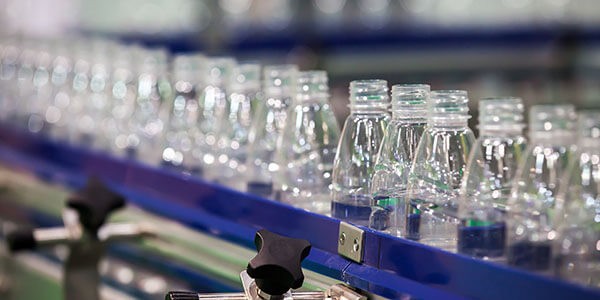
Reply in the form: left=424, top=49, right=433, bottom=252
left=66, top=177, right=125, bottom=233
left=246, top=229, right=311, bottom=296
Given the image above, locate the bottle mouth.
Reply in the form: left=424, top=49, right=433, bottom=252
left=230, top=63, right=261, bottom=91
left=428, top=90, right=470, bottom=124
left=529, top=104, right=577, bottom=135
left=205, top=57, right=236, bottom=85
left=577, top=110, right=600, bottom=140
left=349, top=79, right=389, bottom=110
left=391, top=84, right=429, bottom=118
left=297, top=70, right=329, bottom=101
left=263, top=64, right=298, bottom=96
left=172, top=54, right=205, bottom=83
left=478, top=97, right=525, bottom=132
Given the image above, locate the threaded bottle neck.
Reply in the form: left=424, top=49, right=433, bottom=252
left=478, top=97, right=525, bottom=136
left=428, top=90, right=471, bottom=128
left=349, top=79, right=389, bottom=113
left=297, top=70, right=328, bottom=102
left=263, top=64, right=298, bottom=98
left=390, top=84, right=429, bottom=122
left=205, top=57, right=236, bottom=86
left=230, top=63, right=261, bottom=92
left=172, top=54, right=205, bottom=86
left=529, top=104, right=577, bottom=145
left=577, top=110, right=600, bottom=149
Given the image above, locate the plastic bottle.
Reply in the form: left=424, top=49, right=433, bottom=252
left=405, top=90, right=475, bottom=251
left=554, top=111, right=600, bottom=286
left=130, top=48, right=172, bottom=164
left=331, top=79, right=389, bottom=226
left=161, top=53, right=206, bottom=170
left=196, top=57, right=236, bottom=176
left=369, top=84, right=429, bottom=235
left=245, top=65, right=298, bottom=198
left=274, top=70, right=340, bottom=213
left=507, top=104, right=577, bottom=272
left=210, top=63, right=261, bottom=187
left=458, top=97, right=526, bottom=259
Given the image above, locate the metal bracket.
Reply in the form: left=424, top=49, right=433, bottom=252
left=337, top=222, right=364, bottom=263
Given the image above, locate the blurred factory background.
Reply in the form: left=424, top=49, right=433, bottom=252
left=2, top=0, right=600, bottom=126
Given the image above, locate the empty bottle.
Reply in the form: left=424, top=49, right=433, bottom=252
left=130, top=48, right=172, bottom=164
left=331, top=79, right=390, bottom=226
left=245, top=65, right=298, bottom=198
left=369, top=84, right=429, bottom=235
left=405, top=90, right=475, bottom=251
left=106, top=45, right=138, bottom=156
left=197, top=57, right=236, bottom=176
left=554, top=111, right=600, bottom=286
left=161, top=53, right=206, bottom=170
left=458, top=97, right=527, bottom=259
left=212, top=63, right=262, bottom=189
left=507, top=104, right=577, bottom=272
left=274, top=70, right=340, bottom=213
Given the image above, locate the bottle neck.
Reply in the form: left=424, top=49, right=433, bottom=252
left=429, top=117, right=469, bottom=129
left=350, top=103, right=389, bottom=115
left=479, top=124, right=524, bottom=137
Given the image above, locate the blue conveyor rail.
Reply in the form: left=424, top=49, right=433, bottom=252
left=0, top=125, right=597, bottom=300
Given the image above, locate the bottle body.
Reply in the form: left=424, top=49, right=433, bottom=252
left=507, top=142, right=575, bottom=271
left=331, top=112, right=388, bottom=225
left=459, top=134, right=526, bottom=259
left=370, top=120, right=426, bottom=234
left=406, top=126, right=475, bottom=250
left=275, top=99, right=340, bottom=213
left=245, top=93, right=292, bottom=197
left=554, top=112, right=600, bottom=286
left=214, top=88, right=261, bottom=189
left=507, top=104, right=577, bottom=272
left=245, top=65, right=297, bottom=198
left=211, top=64, right=261, bottom=188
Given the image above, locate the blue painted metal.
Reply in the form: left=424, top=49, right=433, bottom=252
left=0, top=126, right=599, bottom=300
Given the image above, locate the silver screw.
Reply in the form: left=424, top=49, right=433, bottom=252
left=353, top=238, right=360, bottom=252
left=339, top=232, right=346, bottom=245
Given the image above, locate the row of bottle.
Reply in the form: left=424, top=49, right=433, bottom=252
left=0, top=36, right=340, bottom=212
left=0, top=36, right=597, bottom=287
left=332, top=82, right=598, bottom=287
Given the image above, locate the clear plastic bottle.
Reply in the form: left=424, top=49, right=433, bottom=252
left=107, top=45, right=138, bottom=156
left=458, top=97, right=527, bottom=259
left=15, top=40, right=37, bottom=128
left=196, top=57, right=236, bottom=176
left=161, top=53, right=206, bottom=170
left=369, top=84, right=429, bottom=235
left=44, top=41, right=75, bottom=141
left=405, top=90, right=475, bottom=251
left=245, top=65, right=298, bottom=198
left=553, top=111, right=600, bottom=287
left=77, top=40, right=113, bottom=148
left=331, top=79, right=390, bottom=226
left=0, top=38, right=20, bottom=122
left=274, top=70, right=340, bottom=213
left=26, top=43, right=53, bottom=134
left=507, top=104, right=577, bottom=272
left=130, top=48, right=173, bottom=164
left=212, top=63, right=261, bottom=188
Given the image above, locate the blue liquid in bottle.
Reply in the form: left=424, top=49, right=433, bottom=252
left=406, top=199, right=421, bottom=241
left=369, top=195, right=394, bottom=230
left=507, top=241, right=552, bottom=271
left=247, top=181, right=273, bottom=198
left=457, top=221, right=505, bottom=258
left=331, top=195, right=372, bottom=226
